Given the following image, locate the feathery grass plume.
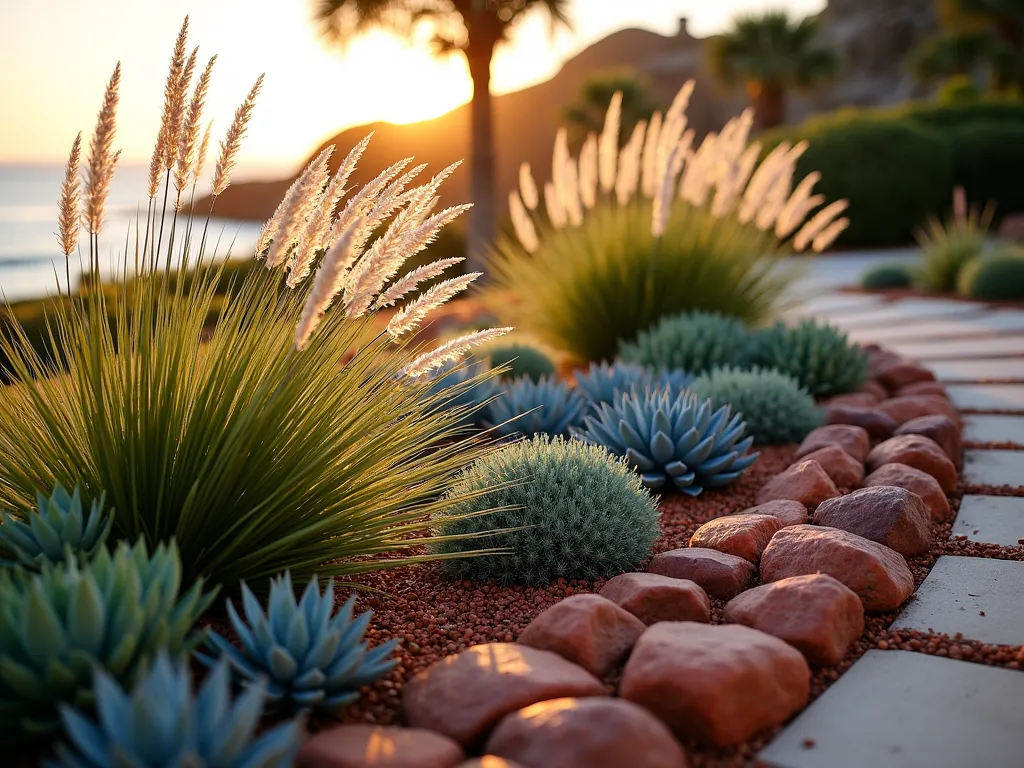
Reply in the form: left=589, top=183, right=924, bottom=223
left=562, top=156, right=584, bottom=227
left=147, top=140, right=165, bottom=200
left=679, top=130, right=717, bottom=207
left=164, top=46, right=198, bottom=174
left=155, top=18, right=189, bottom=171
left=211, top=74, right=264, bottom=197
left=519, top=162, right=539, bottom=210
left=615, top=120, right=646, bottom=206
left=578, top=133, right=599, bottom=209
left=509, top=190, right=539, bottom=253
left=386, top=272, right=482, bottom=337
left=544, top=181, right=568, bottom=229
left=402, top=328, right=513, bottom=378
left=651, top=130, right=691, bottom=238
left=374, top=257, right=465, bottom=309
left=754, top=154, right=797, bottom=231
left=83, top=63, right=121, bottom=236
left=327, top=157, right=413, bottom=253
left=775, top=171, right=823, bottom=238
left=264, top=146, right=334, bottom=269
left=711, top=142, right=761, bottom=219
left=175, top=55, right=216, bottom=192
left=56, top=133, right=82, bottom=257
left=598, top=90, right=623, bottom=193
left=655, top=80, right=694, bottom=185
left=193, top=119, right=213, bottom=183
left=295, top=218, right=361, bottom=350
left=640, top=110, right=662, bottom=199
left=736, top=141, right=792, bottom=224
left=812, top=217, right=850, bottom=251
left=551, top=128, right=570, bottom=206
left=793, top=199, right=850, bottom=251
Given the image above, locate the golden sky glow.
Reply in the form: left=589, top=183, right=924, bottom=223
left=0, top=0, right=823, bottom=176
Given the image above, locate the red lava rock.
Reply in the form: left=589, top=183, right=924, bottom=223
left=875, top=360, right=936, bottom=392
left=894, top=415, right=962, bottom=467
left=401, top=643, right=606, bottom=747
left=760, top=525, right=914, bottom=612
left=688, top=514, right=782, bottom=563
left=823, top=404, right=898, bottom=439
left=876, top=395, right=962, bottom=429
left=298, top=725, right=465, bottom=768
left=820, top=392, right=877, bottom=409
left=599, top=572, right=711, bottom=625
left=795, top=424, right=870, bottom=463
left=486, top=697, right=689, bottom=768
left=859, top=380, right=889, bottom=402
left=722, top=574, right=864, bottom=667
left=866, top=434, right=958, bottom=493
left=811, top=486, right=931, bottom=556
left=755, top=460, right=840, bottom=510
left=798, top=446, right=865, bottom=488
left=733, top=500, right=809, bottom=527
left=455, top=761, right=525, bottom=768
left=647, top=548, right=756, bottom=600
left=517, top=594, right=646, bottom=677
left=896, top=381, right=949, bottom=399
left=619, top=622, right=810, bottom=747
left=863, top=462, right=951, bottom=521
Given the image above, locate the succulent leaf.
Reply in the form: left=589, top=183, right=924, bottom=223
left=486, top=375, right=587, bottom=438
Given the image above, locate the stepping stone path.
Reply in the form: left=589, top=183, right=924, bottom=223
left=761, top=290, right=1024, bottom=768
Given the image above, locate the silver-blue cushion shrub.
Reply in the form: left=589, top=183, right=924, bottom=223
left=571, top=389, right=759, bottom=495
left=688, top=366, right=823, bottom=445
left=618, top=311, right=752, bottom=375
left=574, top=361, right=649, bottom=405
left=0, top=539, right=214, bottom=742
left=0, top=483, right=113, bottom=570
left=50, top=653, right=303, bottom=768
left=748, top=320, right=868, bottom=397
left=487, top=343, right=556, bottom=382
left=423, top=360, right=498, bottom=428
left=201, top=572, right=398, bottom=715
left=428, top=436, right=660, bottom=585
left=487, top=375, right=587, bottom=437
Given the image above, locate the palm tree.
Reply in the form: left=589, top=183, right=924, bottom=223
left=315, top=0, right=570, bottom=267
left=707, top=10, right=839, bottom=129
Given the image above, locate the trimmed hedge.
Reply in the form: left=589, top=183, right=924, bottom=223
left=947, top=120, right=1024, bottom=218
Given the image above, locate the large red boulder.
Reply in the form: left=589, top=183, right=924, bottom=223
left=600, top=572, right=711, bottom=625
left=723, top=574, right=864, bottom=666
left=874, top=360, right=936, bottom=392
left=866, top=434, right=958, bottom=493
left=688, top=514, right=782, bottom=563
left=619, top=622, right=810, bottom=746
left=755, top=460, right=840, bottom=510
left=896, top=381, right=949, bottom=399
left=876, top=395, right=961, bottom=429
left=824, top=404, right=898, bottom=439
left=894, top=414, right=962, bottom=467
left=647, top=548, right=756, bottom=600
left=298, top=725, right=465, bottom=768
left=795, top=424, right=870, bottom=463
left=863, top=462, right=950, bottom=521
left=402, top=643, right=606, bottom=747
left=798, top=445, right=865, bottom=488
left=732, top=500, right=808, bottom=528
left=811, top=486, right=931, bottom=556
left=517, top=594, right=646, bottom=677
left=760, top=525, right=915, bottom=612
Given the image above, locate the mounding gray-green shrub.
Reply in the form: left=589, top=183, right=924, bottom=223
left=429, top=436, right=660, bottom=585
left=749, top=320, right=868, bottom=397
left=957, top=249, right=1024, bottom=300
left=688, top=366, right=822, bottom=445
left=860, top=262, right=915, bottom=290
left=486, top=375, right=587, bottom=437
left=619, top=311, right=752, bottom=376
left=487, top=343, right=557, bottom=382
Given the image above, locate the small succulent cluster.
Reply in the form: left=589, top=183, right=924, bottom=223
left=619, top=311, right=751, bottom=375
left=50, top=654, right=304, bottom=768
left=0, top=538, right=214, bottom=741
left=487, top=375, right=588, bottom=437
left=487, top=343, right=556, bottom=382
left=0, top=484, right=113, bottom=570
left=748, top=320, right=868, bottom=397
left=202, top=572, right=399, bottom=715
left=689, top=366, right=822, bottom=445
left=430, top=436, right=660, bottom=585
left=572, top=389, right=759, bottom=494
left=573, top=362, right=693, bottom=406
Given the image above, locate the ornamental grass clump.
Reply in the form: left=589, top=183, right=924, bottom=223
left=487, top=375, right=587, bottom=437
left=489, top=81, right=849, bottom=362
left=50, top=653, right=304, bottom=768
left=915, top=186, right=993, bottom=293
left=0, top=19, right=511, bottom=590
left=423, top=360, right=498, bottom=429
left=0, top=539, right=213, bottom=743
left=688, top=366, right=822, bottom=445
left=430, top=436, right=660, bottom=586
left=749, top=319, right=868, bottom=397
left=572, top=389, right=759, bottom=494
left=619, top=311, right=753, bottom=375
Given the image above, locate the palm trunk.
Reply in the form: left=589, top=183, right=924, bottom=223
left=751, top=79, right=785, bottom=129
left=464, top=36, right=497, bottom=271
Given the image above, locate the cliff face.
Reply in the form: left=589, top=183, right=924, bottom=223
left=208, top=2, right=938, bottom=221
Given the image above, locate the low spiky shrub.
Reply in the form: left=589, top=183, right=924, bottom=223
left=749, top=320, right=868, bottom=397
left=487, top=376, right=587, bottom=437
left=429, top=436, right=660, bottom=585
left=572, top=389, right=759, bottom=494
left=860, top=262, right=915, bottom=290
left=0, top=540, right=213, bottom=742
left=619, top=311, right=752, bottom=375
left=0, top=21, right=510, bottom=590
left=573, top=361, right=650, bottom=405
left=202, top=572, right=398, bottom=715
left=915, top=189, right=993, bottom=292
left=0, top=483, right=112, bottom=570
left=51, top=654, right=304, bottom=768
left=957, top=248, right=1024, bottom=300
left=688, top=366, right=822, bottom=445
left=487, top=343, right=556, bottom=382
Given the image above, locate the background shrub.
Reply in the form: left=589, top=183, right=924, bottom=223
left=689, top=366, right=822, bottom=444
left=945, top=121, right=1024, bottom=218
left=619, top=311, right=752, bottom=375
left=487, top=343, right=556, bottom=382
left=957, top=248, right=1024, bottom=300
left=860, top=262, right=915, bottom=289
left=914, top=202, right=992, bottom=293
left=749, top=320, right=868, bottom=397
left=430, top=436, right=660, bottom=585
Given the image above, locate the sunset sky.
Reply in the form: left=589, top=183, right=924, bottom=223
left=0, top=0, right=823, bottom=176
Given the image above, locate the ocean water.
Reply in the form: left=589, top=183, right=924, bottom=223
left=0, top=163, right=261, bottom=302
